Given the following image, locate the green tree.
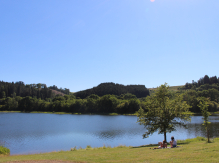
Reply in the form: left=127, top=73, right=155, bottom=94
left=3, top=97, right=18, bottom=111
left=86, top=94, right=99, bottom=113
left=137, top=83, right=191, bottom=142
left=197, top=97, right=211, bottom=143
left=98, top=95, right=119, bottom=113
left=2, top=91, right=6, bottom=98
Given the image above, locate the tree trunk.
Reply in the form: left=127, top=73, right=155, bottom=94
left=207, top=128, right=210, bottom=143
left=164, top=131, right=167, bottom=143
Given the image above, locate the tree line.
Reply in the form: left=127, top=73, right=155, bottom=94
left=0, top=81, right=54, bottom=99
left=0, top=75, right=219, bottom=114
left=182, top=75, right=219, bottom=90
left=0, top=93, right=143, bottom=114
left=180, top=75, right=219, bottom=112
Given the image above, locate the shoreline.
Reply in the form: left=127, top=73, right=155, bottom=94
left=0, top=111, right=138, bottom=116
left=1, top=110, right=219, bottom=116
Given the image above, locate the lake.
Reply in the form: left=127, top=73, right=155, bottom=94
left=0, top=113, right=219, bottom=155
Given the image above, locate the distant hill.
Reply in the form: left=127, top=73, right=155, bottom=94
left=0, top=81, right=67, bottom=99
left=74, top=82, right=150, bottom=99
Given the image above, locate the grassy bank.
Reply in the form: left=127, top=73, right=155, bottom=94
left=1, top=137, right=219, bottom=163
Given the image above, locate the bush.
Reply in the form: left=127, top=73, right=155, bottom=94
left=86, top=145, right=92, bottom=150
left=0, top=146, right=10, bottom=155
left=70, top=146, right=77, bottom=151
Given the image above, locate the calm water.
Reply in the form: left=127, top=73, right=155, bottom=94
left=0, top=113, right=219, bottom=155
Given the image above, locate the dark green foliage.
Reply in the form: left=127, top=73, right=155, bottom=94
left=0, top=81, right=54, bottom=99
left=183, top=90, right=199, bottom=112
left=180, top=75, right=219, bottom=112
left=181, top=75, right=219, bottom=90
left=183, top=86, right=219, bottom=112
left=2, top=97, right=18, bottom=111
left=1, top=76, right=218, bottom=114
left=86, top=94, right=100, bottom=113
left=98, top=95, right=119, bottom=113
left=0, top=93, right=143, bottom=114
left=74, top=82, right=149, bottom=99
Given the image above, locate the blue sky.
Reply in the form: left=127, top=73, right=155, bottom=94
left=1, top=0, right=218, bottom=92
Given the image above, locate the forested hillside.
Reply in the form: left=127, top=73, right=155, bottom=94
left=0, top=81, right=69, bottom=99
left=0, top=81, right=54, bottom=99
left=74, top=82, right=150, bottom=99
left=0, top=75, right=219, bottom=114
left=180, top=75, right=219, bottom=112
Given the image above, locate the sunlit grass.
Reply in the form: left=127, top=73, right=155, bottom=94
left=1, top=137, right=219, bottom=163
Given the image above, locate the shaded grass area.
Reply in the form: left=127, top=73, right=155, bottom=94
left=1, top=137, right=219, bottom=163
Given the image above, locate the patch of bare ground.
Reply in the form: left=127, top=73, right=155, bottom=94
left=51, top=90, right=65, bottom=96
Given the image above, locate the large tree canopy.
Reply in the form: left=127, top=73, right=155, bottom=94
left=137, top=83, right=192, bottom=142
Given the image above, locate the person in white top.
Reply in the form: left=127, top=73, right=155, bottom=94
left=170, top=136, right=177, bottom=148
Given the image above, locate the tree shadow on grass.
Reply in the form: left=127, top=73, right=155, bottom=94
left=131, top=144, right=158, bottom=148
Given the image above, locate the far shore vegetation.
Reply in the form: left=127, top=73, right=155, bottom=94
left=1, top=137, right=219, bottom=162
left=0, top=75, right=219, bottom=115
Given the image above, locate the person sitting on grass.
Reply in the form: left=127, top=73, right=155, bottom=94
left=170, top=136, right=177, bottom=148
left=153, top=140, right=167, bottom=149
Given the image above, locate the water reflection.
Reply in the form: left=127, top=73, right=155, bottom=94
left=0, top=113, right=219, bottom=155
left=186, top=122, right=219, bottom=138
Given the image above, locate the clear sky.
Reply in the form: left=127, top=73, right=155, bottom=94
left=1, top=0, right=218, bottom=92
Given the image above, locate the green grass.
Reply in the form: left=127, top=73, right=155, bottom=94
left=1, top=137, right=219, bottom=162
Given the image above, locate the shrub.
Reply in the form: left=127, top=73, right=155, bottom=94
left=70, top=146, right=77, bottom=151
left=0, top=146, right=10, bottom=155
left=86, top=145, right=92, bottom=150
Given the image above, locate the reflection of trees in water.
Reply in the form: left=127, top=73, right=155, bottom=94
left=96, top=130, right=123, bottom=140
left=2, top=114, right=219, bottom=143
left=186, top=123, right=219, bottom=138
left=94, top=122, right=219, bottom=140
left=93, top=126, right=143, bottom=140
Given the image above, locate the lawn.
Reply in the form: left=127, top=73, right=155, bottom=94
left=1, top=137, right=219, bottom=163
